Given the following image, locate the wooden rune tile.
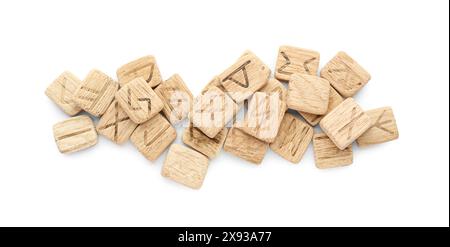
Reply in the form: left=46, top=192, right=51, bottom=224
left=73, top=70, right=119, bottom=117
left=299, top=86, right=344, bottom=126
left=217, top=51, right=271, bottom=103
left=313, top=132, right=353, bottom=169
left=238, top=92, right=285, bottom=143
left=162, top=144, right=209, bottom=189
left=182, top=122, right=228, bottom=159
left=287, top=73, right=330, bottom=115
left=356, top=107, right=399, bottom=147
left=115, top=78, right=164, bottom=124
left=269, top=113, right=313, bottom=163
left=96, top=100, right=138, bottom=144
left=116, top=55, right=162, bottom=88
left=73, top=69, right=119, bottom=117
left=320, top=51, right=371, bottom=97
left=45, top=71, right=82, bottom=116
left=191, top=86, right=239, bottom=138
left=223, top=127, right=268, bottom=164
left=319, top=98, right=372, bottom=150
left=275, top=45, right=320, bottom=81
left=130, top=114, right=176, bottom=161
left=154, top=74, right=193, bottom=124
left=53, top=115, right=97, bottom=154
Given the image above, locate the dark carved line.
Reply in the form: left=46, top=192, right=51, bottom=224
left=56, top=128, right=92, bottom=141
left=144, top=125, right=170, bottom=147
left=303, top=57, right=316, bottom=74
left=277, top=51, right=291, bottom=75
left=222, top=60, right=251, bottom=88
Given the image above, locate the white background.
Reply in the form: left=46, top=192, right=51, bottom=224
left=0, top=0, right=448, bottom=227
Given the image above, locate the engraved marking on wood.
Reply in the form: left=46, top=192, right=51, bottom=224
left=303, top=57, right=316, bottom=74
left=98, top=102, right=130, bottom=141
left=277, top=51, right=291, bottom=75
left=372, top=109, right=394, bottom=134
left=278, top=118, right=306, bottom=156
left=338, top=107, right=364, bottom=140
left=328, top=63, right=363, bottom=86
left=56, top=128, right=92, bottom=141
left=144, top=125, right=170, bottom=147
left=222, top=60, right=251, bottom=88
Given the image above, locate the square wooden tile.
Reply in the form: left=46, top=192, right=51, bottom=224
left=130, top=114, right=177, bottom=161
left=275, top=46, right=320, bottom=81
left=287, top=74, right=330, bottom=115
left=96, top=100, right=138, bottom=144
left=269, top=113, right=313, bottom=163
left=313, top=132, right=353, bottom=169
left=116, top=55, right=162, bottom=88
left=191, top=86, right=239, bottom=138
left=223, top=127, right=268, bottom=164
left=357, top=107, right=399, bottom=147
left=162, top=144, right=209, bottom=189
left=320, top=51, right=371, bottom=97
left=259, top=78, right=288, bottom=105
left=73, top=69, right=119, bottom=117
left=154, top=74, right=193, bottom=125
left=53, top=115, right=97, bottom=154
left=299, top=86, right=344, bottom=126
left=238, top=92, right=285, bottom=143
left=182, top=122, right=228, bottom=159
left=115, top=78, right=164, bottom=124
left=45, top=71, right=82, bottom=116
left=218, top=50, right=270, bottom=103
left=319, top=98, right=372, bottom=150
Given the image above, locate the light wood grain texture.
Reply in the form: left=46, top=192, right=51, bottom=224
left=115, top=78, right=164, bottom=124
left=162, top=144, right=209, bottom=189
left=270, top=113, right=313, bottom=163
left=191, top=86, right=239, bottom=138
left=320, top=51, right=371, bottom=97
left=320, top=98, right=372, bottom=150
left=53, top=115, right=97, bottom=154
left=313, top=132, right=353, bottom=169
left=357, top=107, right=399, bottom=147
left=182, top=122, right=228, bottom=159
left=259, top=78, right=288, bottom=106
left=96, top=100, right=138, bottom=144
left=218, top=50, right=270, bottom=103
left=201, top=76, right=222, bottom=93
left=45, top=71, right=82, bottom=116
left=299, top=86, right=343, bottom=126
left=130, top=113, right=176, bottom=161
left=287, top=74, right=330, bottom=115
left=116, top=55, right=162, bottom=88
left=275, top=45, right=320, bottom=81
left=73, top=69, right=119, bottom=117
left=223, top=127, right=268, bottom=164
left=238, top=91, right=285, bottom=143
left=155, top=74, right=193, bottom=125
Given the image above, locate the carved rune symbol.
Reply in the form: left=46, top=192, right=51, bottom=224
left=143, top=126, right=168, bottom=147
left=98, top=102, right=130, bottom=141
left=372, top=110, right=394, bottom=134
left=77, top=86, right=98, bottom=102
left=338, top=107, right=363, bottom=140
left=127, top=88, right=152, bottom=113
left=146, top=63, right=155, bottom=83
left=328, top=64, right=363, bottom=86
left=277, top=51, right=291, bottom=75
left=60, top=79, right=69, bottom=104
left=303, top=57, right=316, bottom=74
left=222, top=60, right=251, bottom=88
